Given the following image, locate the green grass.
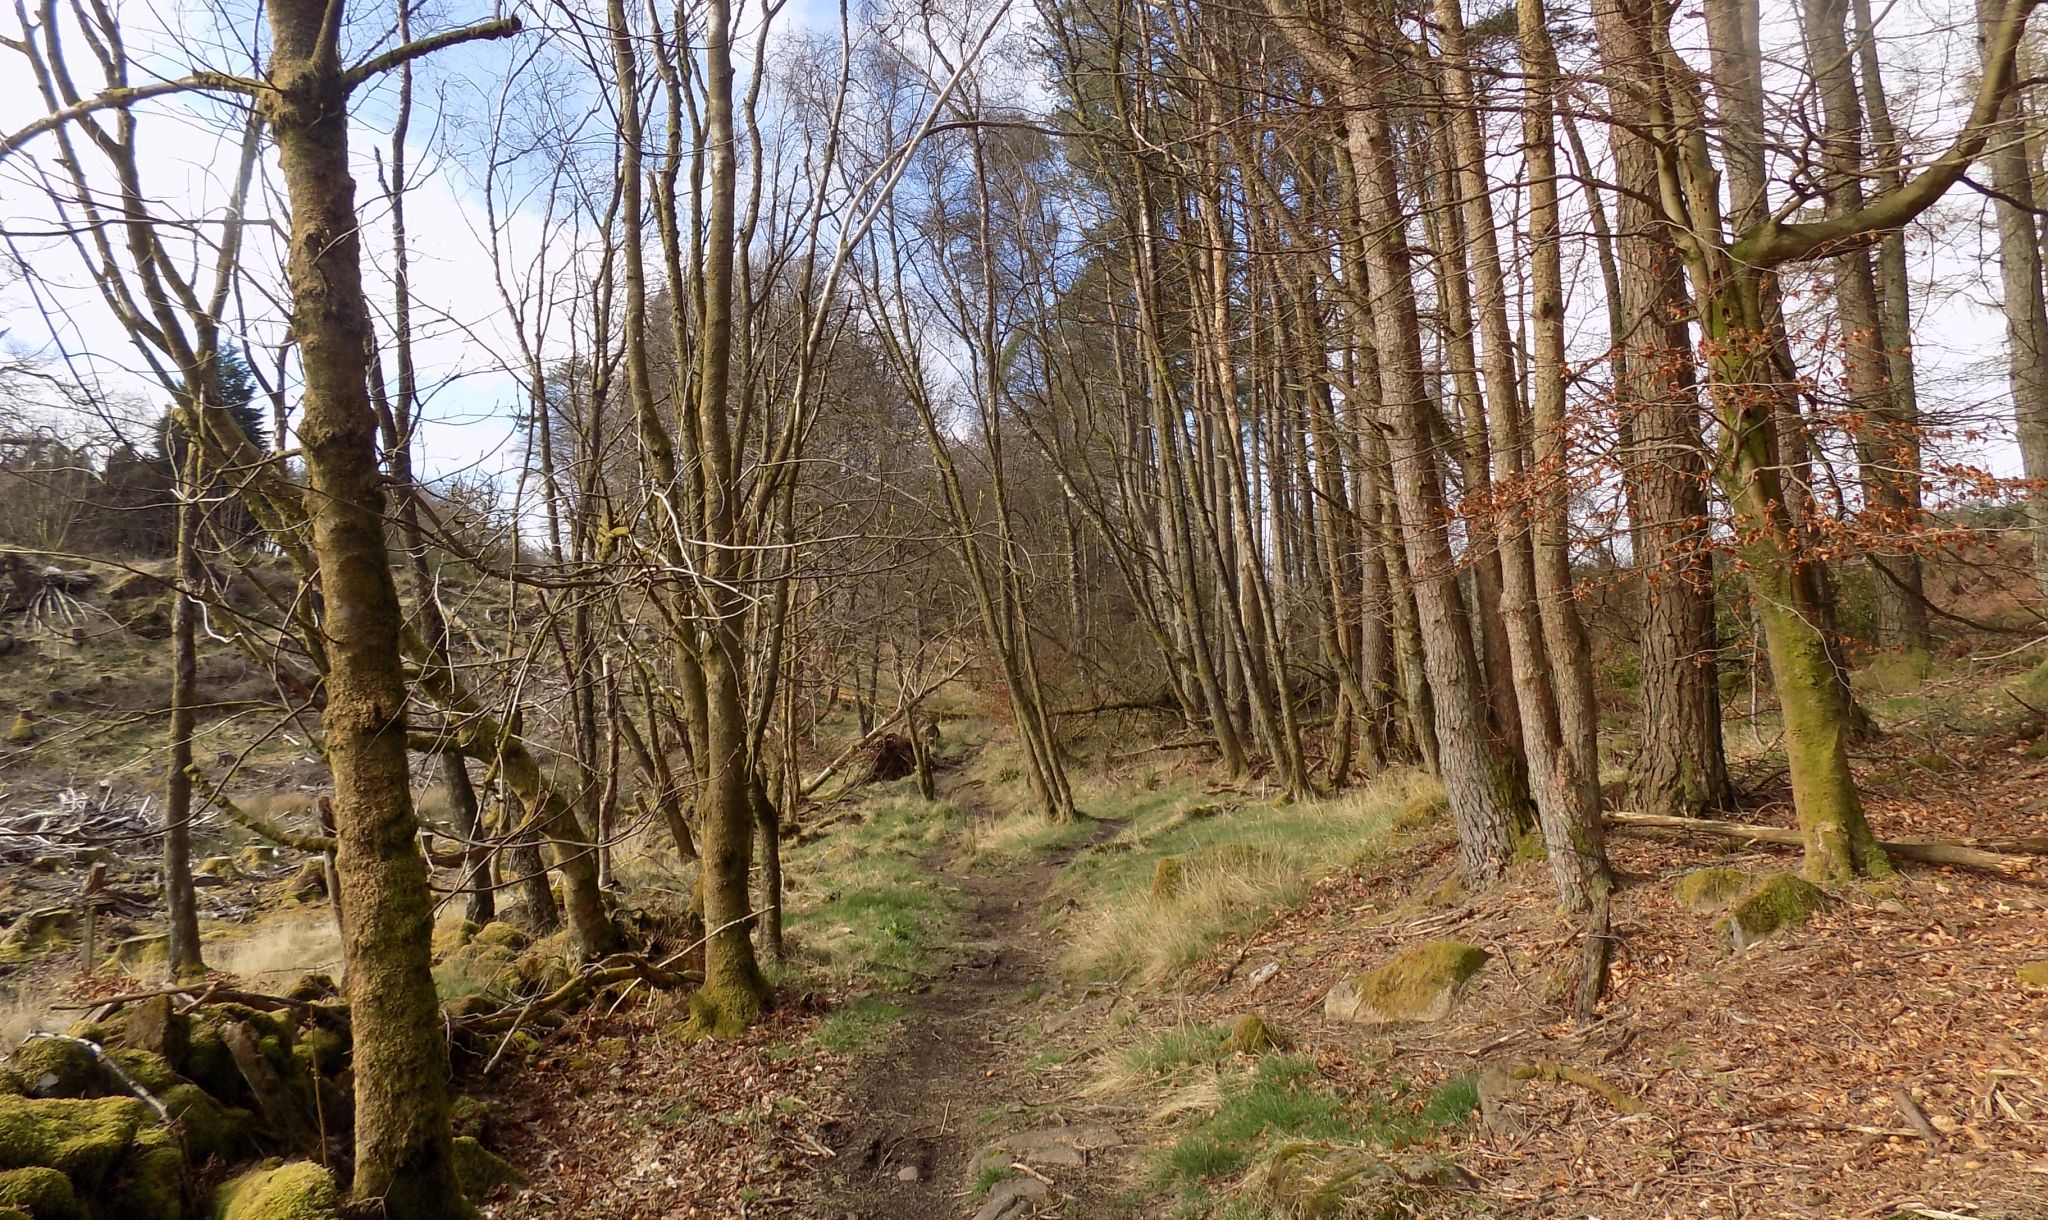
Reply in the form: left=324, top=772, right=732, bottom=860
left=971, top=1164, right=1019, bottom=1201
left=782, top=794, right=966, bottom=988
left=1121, top=1023, right=1233, bottom=1078
left=809, top=997, right=909, bottom=1055
left=1165, top=1056, right=1351, bottom=1185
left=1159, top=1054, right=1478, bottom=1210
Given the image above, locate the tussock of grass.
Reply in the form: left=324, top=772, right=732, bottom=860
left=1125, top=1023, right=1233, bottom=1077
left=1166, top=1055, right=1349, bottom=1186
left=1059, top=770, right=1435, bottom=985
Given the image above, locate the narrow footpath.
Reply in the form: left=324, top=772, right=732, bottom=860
left=806, top=820, right=1136, bottom=1220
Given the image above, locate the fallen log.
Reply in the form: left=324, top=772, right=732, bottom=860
left=1604, top=812, right=2037, bottom=873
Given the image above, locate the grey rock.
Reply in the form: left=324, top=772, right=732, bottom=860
left=971, top=1175, right=1048, bottom=1220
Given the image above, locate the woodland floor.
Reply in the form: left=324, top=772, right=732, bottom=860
left=470, top=699, right=2048, bottom=1220
left=474, top=799, right=1152, bottom=1220
left=11, top=585, right=2048, bottom=1219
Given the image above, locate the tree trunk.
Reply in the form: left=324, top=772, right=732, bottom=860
left=1979, top=0, right=2048, bottom=594
left=260, top=0, right=466, bottom=1209
left=164, top=431, right=204, bottom=979
left=1332, top=47, right=1526, bottom=881
left=687, top=0, right=772, bottom=1035
left=1519, top=0, right=1613, bottom=911
left=1805, top=0, right=1929, bottom=653
left=1590, top=0, right=1734, bottom=818
left=1700, top=276, right=1892, bottom=883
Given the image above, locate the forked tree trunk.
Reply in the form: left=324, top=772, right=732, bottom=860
left=1700, top=276, right=1892, bottom=883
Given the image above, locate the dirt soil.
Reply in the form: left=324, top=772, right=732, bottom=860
left=804, top=819, right=1137, bottom=1220
left=478, top=812, right=1145, bottom=1220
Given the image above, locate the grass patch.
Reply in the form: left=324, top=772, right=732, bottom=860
left=971, top=1164, right=1019, bottom=1201
left=810, top=997, right=909, bottom=1055
left=1110, top=1023, right=1233, bottom=1084
left=1159, top=1055, right=1477, bottom=1207
left=1057, top=769, right=1433, bottom=985
left=962, top=807, right=1097, bottom=868
left=783, top=795, right=965, bottom=988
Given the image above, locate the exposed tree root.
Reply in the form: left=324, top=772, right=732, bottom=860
left=1505, top=1060, right=1644, bottom=1114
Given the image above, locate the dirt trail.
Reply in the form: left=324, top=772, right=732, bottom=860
left=808, top=821, right=1130, bottom=1220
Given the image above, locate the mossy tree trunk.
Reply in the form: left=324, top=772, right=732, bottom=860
left=164, top=428, right=204, bottom=979
left=1699, top=275, right=1891, bottom=884
left=259, top=0, right=514, bottom=1211
left=687, top=0, right=773, bottom=1034
left=1642, top=0, right=2039, bottom=878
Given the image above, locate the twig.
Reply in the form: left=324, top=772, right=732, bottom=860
left=24, top=1032, right=171, bottom=1123
left=1891, top=1086, right=1945, bottom=1151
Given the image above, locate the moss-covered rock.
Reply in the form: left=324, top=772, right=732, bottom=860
left=2016, top=961, right=2048, bottom=987
left=0, top=1207, right=30, bottom=1220
left=432, top=919, right=481, bottom=958
left=449, top=1094, right=497, bottom=1142
left=109, top=997, right=190, bottom=1075
left=1714, top=874, right=1827, bottom=951
left=1258, top=1140, right=1474, bottom=1219
left=280, top=861, right=326, bottom=903
left=207, top=1161, right=340, bottom=1220
left=0, top=1070, right=22, bottom=1098
left=194, top=857, right=240, bottom=882
left=182, top=1023, right=242, bottom=1107
left=1221, top=1013, right=1281, bottom=1055
left=472, top=922, right=530, bottom=951
left=162, top=1081, right=253, bottom=1163
left=0, top=1095, right=153, bottom=1189
left=104, top=1049, right=182, bottom=1096
left=0, top=910, right=76, bottom=963
left=236, top=845, right=281, bottom=871
left=7, top=1040, right=102, bottom=1100
left=297, top=1024, right=348, bottom=1078
left=102, top=934, right=168, bottom=973
left=452, top=1135, right=525, bottom=1200
left=434, top=942, right=520, bottom=1001
left=1323, top=942, right=1489, bottom=1026
left=105, top=1129, right=183, bottom=1220
left=1673, top=867, right=1754, bottom=914
left=282, top=975, right=338, bottom=1004
left=0, top=1167, right=81, bottom=1220
left=512, top=952, right=573, bottom=997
